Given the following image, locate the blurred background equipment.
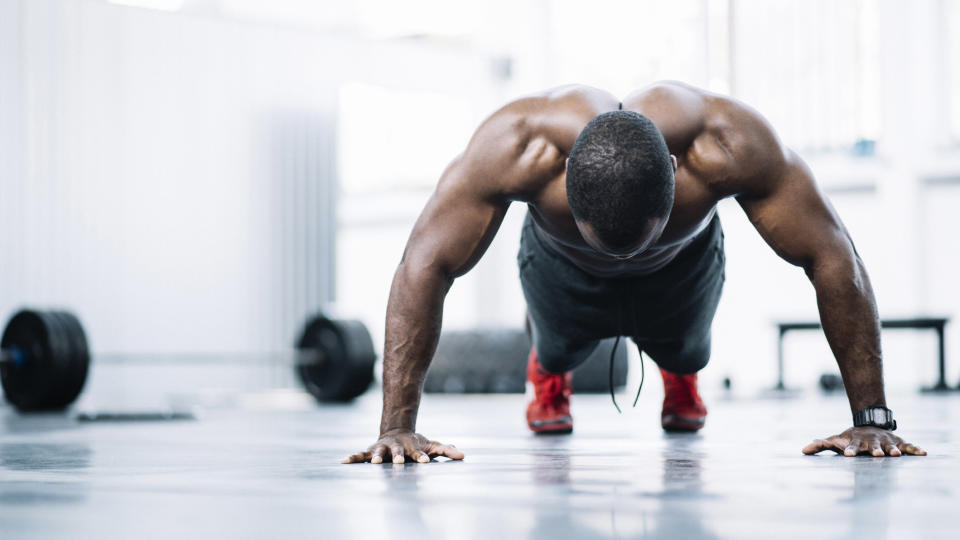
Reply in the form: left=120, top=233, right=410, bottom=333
left=775, top=318, right=952, bottom=392
left=425, top=330, right=627, bottom=394
left=0, top=310, right=90, bottom=411
left=296, top=314, right=377, bottom=402
left=818, top=372, right=845, bottom=393
left=1, top=309, right=377, bottom=412
left=3, top=0, right=959, bottom=396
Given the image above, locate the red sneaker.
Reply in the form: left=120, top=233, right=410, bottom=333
left=660, top=368, right=707, bottom=432
left=525, top=348, right=573, bottom=434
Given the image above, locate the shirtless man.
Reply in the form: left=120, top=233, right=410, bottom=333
left=342, top=82, right=926, bottom=464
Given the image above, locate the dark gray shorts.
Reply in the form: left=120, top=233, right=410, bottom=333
left=518, top=212, right=725, bottom=375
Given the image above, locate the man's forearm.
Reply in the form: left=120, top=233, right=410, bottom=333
left=379, top=261, right=453, bottom=434
left=809, top=253, right=886, bottom=414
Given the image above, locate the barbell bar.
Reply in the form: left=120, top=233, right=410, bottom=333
left=0, top=309, right=377, bottom=412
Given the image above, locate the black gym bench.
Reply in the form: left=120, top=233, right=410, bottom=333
left=774, top=317, right=954, bottom=392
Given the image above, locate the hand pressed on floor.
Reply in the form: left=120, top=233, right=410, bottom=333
left=802, top=426, right=926, bottom=457
left=342, top=429, right=465, bottom=464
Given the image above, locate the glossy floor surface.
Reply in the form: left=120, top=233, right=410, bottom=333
left=1, top=370, right=958, bottom=540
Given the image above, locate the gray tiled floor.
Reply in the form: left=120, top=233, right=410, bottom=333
left=1, top=374, right=958, bottom=540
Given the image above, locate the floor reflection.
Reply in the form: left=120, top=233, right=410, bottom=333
left=643, top=436, right=720, bottom=540
left=524, top=434, right=723, bottom=539
left=2, top=412, right=79, bottom=434
left=843, top=459, right=898, bottom=538
left=531, top=450, right=572, bottom=486
left=0, top=442, right=92, bottom=471
left=528, top=448, right=611, bottom=539
left=0, top=442, right=91, bottom=506
left=378, top=462, right=432, bottom=538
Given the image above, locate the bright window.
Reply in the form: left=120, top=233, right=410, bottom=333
left=949, top=0, right=960, bottom=142
left=545, top=0, right=716, bottom=97
left=730, top=0, right=881, bottom=152
left=337, top=82, right=476, bottom=193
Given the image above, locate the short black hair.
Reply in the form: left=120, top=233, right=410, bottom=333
left=566, top=110, right=675, bottom=250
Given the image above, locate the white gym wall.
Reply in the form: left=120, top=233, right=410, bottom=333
left=1, top=0, right=959, bottom=395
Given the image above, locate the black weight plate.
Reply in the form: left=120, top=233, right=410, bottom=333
left=1, top=310, right=57, bottom=410
left=35, top=311, right=75, bottom=411
left=296, top=316, right=376, bottom=402
left=60, top=311, right=90, bottom=406
left=37, top=312, right=69, bottom=408
left=48, top=311, right=90, bottom=409
left=296, top=316, right=345, bottom=401
left=333, top=320, right=376, bottom=400
left=296, top=318, right=339, bottom=400
left=54, top=311, right=90, bottom=407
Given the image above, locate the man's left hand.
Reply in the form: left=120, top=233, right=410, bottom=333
left=802, top=426, right=926, bottom=457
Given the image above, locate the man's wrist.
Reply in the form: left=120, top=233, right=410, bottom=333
left=379, top=408, right=417, bottom=434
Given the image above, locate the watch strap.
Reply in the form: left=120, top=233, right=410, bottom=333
left=853, top=406, right=897, bottom=431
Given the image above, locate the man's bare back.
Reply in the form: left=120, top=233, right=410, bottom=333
left=342, top=82, right=926, bottom=465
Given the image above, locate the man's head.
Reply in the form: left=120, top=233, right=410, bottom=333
left=566, top=110, right=676, bottom=258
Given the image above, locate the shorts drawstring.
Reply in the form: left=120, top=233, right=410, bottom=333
left=609, top=297, right=645, bottom=413
left=608, top=335, right=622, bottom=413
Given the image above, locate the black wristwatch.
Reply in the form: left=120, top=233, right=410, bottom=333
left=853, top=405, right=897, bottom=431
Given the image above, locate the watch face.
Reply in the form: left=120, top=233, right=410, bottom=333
left=855, top=407, right=895, bottom=429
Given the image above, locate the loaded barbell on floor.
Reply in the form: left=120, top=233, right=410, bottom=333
left=0, top=311, right=90, bottom=412
left=0, top=309, right=377, bottom=412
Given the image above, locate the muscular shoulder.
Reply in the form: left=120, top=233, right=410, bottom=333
left=623, top=81, right=709, bottom=145
left=459, top=85, right=618, bottom=201
left=702, top=94, right=790, bottom=196
left=625, top=82, right=790, bottom=197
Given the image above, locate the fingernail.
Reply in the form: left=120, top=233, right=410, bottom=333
left=371, top=456, right=382, bottom=464
left=418, top=455, right=430, bottom=463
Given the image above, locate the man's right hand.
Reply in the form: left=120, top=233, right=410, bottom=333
left=341, top=429, right=465, bottom=464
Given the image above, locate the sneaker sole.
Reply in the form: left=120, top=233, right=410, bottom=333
left=661, top=414, right=705, bottom=432
left=528, top=418, right=573, bottom=434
